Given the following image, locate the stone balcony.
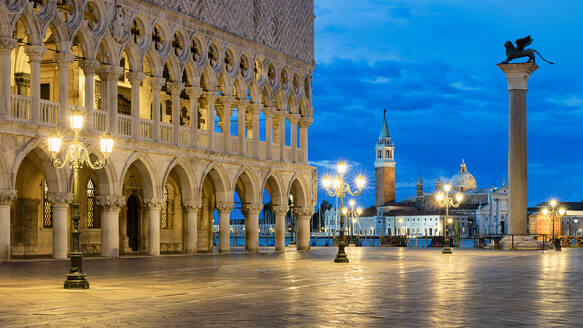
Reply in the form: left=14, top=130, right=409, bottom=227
left=8, top=93, right=306, bottom=163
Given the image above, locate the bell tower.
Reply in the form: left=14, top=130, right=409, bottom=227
left=375, top=109, right=395, bottom=207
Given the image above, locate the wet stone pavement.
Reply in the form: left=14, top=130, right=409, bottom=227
left=0, top=247, right=582, bottom=327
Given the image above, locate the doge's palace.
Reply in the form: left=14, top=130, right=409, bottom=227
left=0, top=0, right=316, bottom=260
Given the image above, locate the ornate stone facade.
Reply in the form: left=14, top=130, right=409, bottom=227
left=0, top=0, right=315, bottom=260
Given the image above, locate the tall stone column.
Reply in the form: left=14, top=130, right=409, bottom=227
left=186, top=86, right=202, bottom=146
left=277, top=112, right=286, bottom=161
left=248, top=103, right=261, bottom=158
left=218, top=96, right=234, bottom=153
left=204, top=91, right=218, bottom=149
left=0, top=37, right=16, bottom=118
left=144, top=199, right=162, bottom=256
left=126, top=71, right=145, bottom=137
left=294, top=207, right=313, bottom=251
left=55, top=52, right=73, bottom=127
left=151, top=77, right=166, bottom=141
left=299, top=117, right=313, bottom=163
left=49, top=193, right=73, bottom=259
left=498, top=63, right=538, bottom=235
left=0, top=190, right=16, bottom=261
left=272, top=205, right=289, bottom=252
left=183, top=200, right=201, bottom=254
left=79, top=60, right=97, bottom=130
left=168, top=82, right=184, bottom=145
left=264, top=106, right=275, bottom=160
left=289, top=114, right=300, bottom=162
left=24, top=45, right=46, bottom=122
left=238, top=100, right=248, bottom=155
left=96, top=196, right=124, bottom=257
left=217, top=201, right=234, bottom=253
left=242, top=204, right=262, bottom=252
left=109, top=66, right=124, bottom=134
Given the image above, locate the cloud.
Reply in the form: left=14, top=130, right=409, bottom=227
left=546, top=95, right=583, bottom=108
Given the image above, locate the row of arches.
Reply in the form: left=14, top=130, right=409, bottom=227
left=0, top=141, right=314, bottom=259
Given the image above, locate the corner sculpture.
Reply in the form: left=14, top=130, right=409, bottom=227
left=499, top=35, right=554, bottom=65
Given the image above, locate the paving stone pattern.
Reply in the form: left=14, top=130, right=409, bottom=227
left=0, top=248, right=582, bottom=327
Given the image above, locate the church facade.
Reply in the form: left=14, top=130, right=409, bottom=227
left=0, top=0, right=317, bottom=260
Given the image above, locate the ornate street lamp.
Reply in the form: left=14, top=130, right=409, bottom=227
left=541, top=199, right=566, bottom=251
left=48, top=109, right=113, bottom=289
left=321, top=161, right=366, bottom=263
left=343, top=199, right=362, bottom=239
left=435, top=183, right=463, bottom=254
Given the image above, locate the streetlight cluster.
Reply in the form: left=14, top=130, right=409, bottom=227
left=434, top=183, right=463, bottom=254
left=541, top=199, right=566, bottom=251
left=321, top=161, right=366, bottom=263
left=48, top=109, right=114, bottom=289
left=341, top=199, right=363, bottom=238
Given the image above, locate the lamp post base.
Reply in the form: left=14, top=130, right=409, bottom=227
left=334, top=243, right=349, bottom=263
left=442, top=238, right=452, bottom=254
left=554, top=238, right=562, bottom=252
left=64, top=274, right=89, bottom=289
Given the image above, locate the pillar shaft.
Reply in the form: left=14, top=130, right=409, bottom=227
left=146, top=202, right=161, bottom=256
left=101, top=207, right=120, bottom=257
left=184, top=201, right=201, bottom=254
left=290, top=114, right=299, bottom=162
left=272, top=206, right=289, bottom=252
left=127, top=72, right=144, bottom=137
left=25, top=46, right=46, bottom=122
left=243, top=204, right=261, bottom=253
left=56, top=52, right=73, bottom=127
left=0, top=38, right=16, bottom=117
left=0, top=191, right=16, bottom=261
left=52, top=202, right=69, bottom=259
left=151, top=77, right=165, bottom=141
left=204, top=92, right=217, bottom=149
left=265, top=107, right=274, bottom=159
left=498, top=63, right=537, bottom=235
left=186, top=87, right=202, bottom=147
left=168, top=82, right=184, bottom=145
left=218, top=202, right=233, bottom=253
left=238, top=102, right=247, bottom=155
left=294, top=207, right=313, bottom=251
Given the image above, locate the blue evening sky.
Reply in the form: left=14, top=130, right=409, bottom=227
left=309, top=0, right=583, bottom=208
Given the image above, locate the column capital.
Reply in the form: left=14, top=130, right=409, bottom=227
left=143, top=198, right=164, bottom=209
left=24, top=45, right=46, bottom=62
left=497, top=63, right=538, bottom=90
left=79, top=59, right=99, bottom=74
left=0, top=190, right=17, bottom=205
left=288, top=113, right=301, bottom=124
left=236, top=99, right=250, bottom=109
left=126, top=71, right=145, bottom=85
left=95, top=195, right=125, bottom=210
left=54, top=52, right=74, bottom=66
left=263, top=106, right=276, bottom=117
left=0, top=37, right=17, bottom=52
left=96, top=65, right=123, bottom=81
left=249, top=103, right=263, bottom=113
left=47, top=192, right=73, bottom=204
left=167, top=82, right=185, bottom=95
left=150, top=76, right=166, bottom=91
left=242, top=203, right=262, bottom=216
left=293, top=206, right=314, bottom=218
left=271, top=205, right=290, bottom=215
left=182, top=200, right=202, bottom=211
left=299, top=116, right=313, bottom=128
left=185, top=86, right=203, bottom=99
left=218, top=95, right=235, bottom=107
left=216, top=201, right=234, bottom=213
left=202, top=90, right=219, bottom=103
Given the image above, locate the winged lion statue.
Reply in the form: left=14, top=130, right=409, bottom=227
left=498, top=36, right=554, bottom=65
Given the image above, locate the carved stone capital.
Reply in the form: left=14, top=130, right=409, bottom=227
left=241, top=203, right=262, bottom=216
left=95, top=196, right=125, bottom=210
left=167, top=82, right=185, bottom=95
left=202, top=91, right=218, bottom=103
left=54, top=52, right=74, bottom=66
left=79, top=59, right=99, bottom=75
left=263, top=106, right=276, bottom=117
left=96, top=65, right=122, bottom=81
left=216, top=95, right=235, bottom=110
left=182, top=200, right=202, bottom=211
left=126, top=71, right=145, bottom=85
left=216, top=201, right=234, bottom=213
left=288, top=113, right=301, bottom=125
left=185, top=86, right=203, bottom=99
left=248, top=103, right=263, bottom=114
left=143, top=198, right=164, bottom=209
left=271, top=205, right=289, bottom=215
left=150, top=77, right=166, bottom=91
left=299, top=117, right=313, bottom=128
left=24, top=45, right=46, bottom=62
left=0, top=190, right=17, bottom=205
left=0, top=37, right=17, bottom=52
left=47, top=192, right=73, bottom=204
left=293, top=206, right=314, bottom=219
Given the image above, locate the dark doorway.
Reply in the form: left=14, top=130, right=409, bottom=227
left=127, top=195, right=140, bottom=251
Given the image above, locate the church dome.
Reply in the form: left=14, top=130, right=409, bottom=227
left=449, top=159, right=476, bottom=192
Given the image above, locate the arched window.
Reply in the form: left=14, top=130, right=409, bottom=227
left=161, top=183, right=175, bottom=229
left=42, top=179, right=52, bottom=228
left=87, top=179, right=97, bottom=228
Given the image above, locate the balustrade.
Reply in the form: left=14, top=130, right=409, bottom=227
left=40, top=99, right=59, bottom=125
left=160, top=122, right=173, bottom=143
left=284, top=146, right=292, bottom=162
left=93, top=110, right=108, bottom=131
left=229, top=135, right=239, bottom=153
left=214, top=132, right=223, bottom=150
left=180, top=126, right=191, bottom=145
left=118, top=114, right=132, bottom=136
left=198, top=130, right=209, bottom=148
left=139, top=119, right=153, bottom=139
left=11, top=94, right=30, bottom=120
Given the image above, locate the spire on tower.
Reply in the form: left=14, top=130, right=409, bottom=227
left=379, top=109, right=390, bottom=139
left=459, top=158, right=468, bottom=174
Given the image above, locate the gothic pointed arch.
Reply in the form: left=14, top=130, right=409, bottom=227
left=232, top=167, right=259, bottom=205
left=161, top=157, right=196, bottom=202
left=262, top=170, right=285, bottom=206
left=119, top=152, right=159, bottom=200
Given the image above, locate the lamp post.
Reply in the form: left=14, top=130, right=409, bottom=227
left=541, top=199, right=566, bottom=251
left=321, top=161, right=366, bottom=263
left=344, top=199, right=362, bottom=239
left=47, top=109, right=113, bottom=289
left=288, top=194, right=295, bottom=245
left=435, top=183, right=463, bottom=254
